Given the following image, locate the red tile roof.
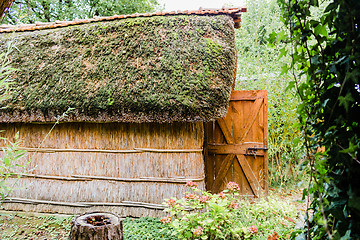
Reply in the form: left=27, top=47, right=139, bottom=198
left=0, top=7, right=246, bottom=33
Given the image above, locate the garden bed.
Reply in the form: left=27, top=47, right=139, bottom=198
left=0, top=188, right=305, bottom=240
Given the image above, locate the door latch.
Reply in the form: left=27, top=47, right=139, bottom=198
left=245, top=145, right=268, bottom=156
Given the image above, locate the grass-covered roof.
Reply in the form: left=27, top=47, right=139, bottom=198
left=0, top=14, right=237, bottom=123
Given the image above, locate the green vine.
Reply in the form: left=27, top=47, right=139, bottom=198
left=277, top=0, right=360, bottom=238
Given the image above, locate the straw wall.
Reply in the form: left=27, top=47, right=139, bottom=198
left=0, top=122, right=205, bottom=217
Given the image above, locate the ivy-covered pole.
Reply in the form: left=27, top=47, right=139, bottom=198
left=277, top=0, right=360, bottom=239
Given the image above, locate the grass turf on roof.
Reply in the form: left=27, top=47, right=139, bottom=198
left=0, top=14, right=236, bottom=123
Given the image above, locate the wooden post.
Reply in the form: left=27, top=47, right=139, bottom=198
left=70, top=212, right=123, bottom=240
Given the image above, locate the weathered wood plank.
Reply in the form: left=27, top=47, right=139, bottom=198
left=236, top=154, right=261, bottom=196
left=263, top=91, right=269, bottom=194
left=212, top=154, right=235, bottom=192
left=230, top=102, right=242, bottom=142
left=216, top=118, right=233, bottom=144
left=237, top=98, right=263, bottom=143
left=230, top=90, right=266, bottom=101
left=207, top=143, right=265, bottom=155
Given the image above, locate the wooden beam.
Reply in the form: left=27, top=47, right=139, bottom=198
left=212, top=154, right=235, bottom=192
left=207, top=143, right=265, bottom=155
left=217, top=118, right=234, bottom=144
left=236, top=154, right=262, bottom=196
left=236, top=98, right=263, bottom=143
left=230, top=90, right=266, bottom=101
left=263, top=90, right=269, bottom=194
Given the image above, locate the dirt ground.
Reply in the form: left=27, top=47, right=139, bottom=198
left=0, top=211, right=72, bottom=240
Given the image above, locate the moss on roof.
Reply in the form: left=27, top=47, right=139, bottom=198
left=0, top=14, right=236, bottom=123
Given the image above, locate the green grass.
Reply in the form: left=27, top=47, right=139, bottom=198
left=234, top=195, right=300, bottom=239
left=123, top=217, right=176, bottom=240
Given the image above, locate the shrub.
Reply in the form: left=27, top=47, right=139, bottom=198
left=162, top=181, right=298, bottom=239
left=162, top=181, right=251, bottom=239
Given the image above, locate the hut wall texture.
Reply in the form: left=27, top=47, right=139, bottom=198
left=0, top=122, right=205, bottom=216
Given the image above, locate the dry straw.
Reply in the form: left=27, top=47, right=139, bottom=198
left=1, top=122, right=206, bottom=216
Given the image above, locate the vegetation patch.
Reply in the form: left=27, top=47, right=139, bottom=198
left=0, top=189, right=304, bottom=240
left=0, top=212, right=72, bottom=240
left=162, top=181, right=302, bottom=239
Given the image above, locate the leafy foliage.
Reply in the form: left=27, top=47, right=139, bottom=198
left=0, top=135, right=30, bottom=205
left=123, top=217, right=176, bottom=240
left=277, top=0, right=360, bottom=238
left=162, top=181, right=298, bottom=239
left=235, top=0, right=306, bottom=186
left=4, top=0, right=161, bottom=24
left=162, top=181, right=248, bottom=240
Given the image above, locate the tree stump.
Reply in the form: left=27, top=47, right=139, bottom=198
left=70, top=212, right=123, bottom=240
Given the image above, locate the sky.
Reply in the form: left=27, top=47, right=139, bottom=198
left=158, top=0, right=245, bottom=11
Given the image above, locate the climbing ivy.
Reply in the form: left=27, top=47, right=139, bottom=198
left=277, top=0, right=360, bottom=238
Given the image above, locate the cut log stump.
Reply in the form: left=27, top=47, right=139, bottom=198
left=70, top=212, right=123, bottom=240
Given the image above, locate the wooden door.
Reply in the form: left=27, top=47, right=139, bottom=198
left=204, top=90, right=268, bottom=197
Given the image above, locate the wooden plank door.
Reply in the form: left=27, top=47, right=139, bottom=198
left=204, top=90, right=268, bottom=197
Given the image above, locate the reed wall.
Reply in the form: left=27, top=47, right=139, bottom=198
left=0, top=122, right=205, bottom=217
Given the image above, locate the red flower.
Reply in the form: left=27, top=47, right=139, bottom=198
left=226, top=182, right=240, bottom=192
left=218, top=191, right=226, bottom=199
left=166, top=199, right=176, bottom=207
left=228, top=201, right=239, bottom=209
left=185, top=193, right=196, bottom=200
left=198, top=196, right=211, bottom=203
left=160, top=215, right=172, bottom=224
left=193, top=226, right=203, bottom=236
left=186, top=181, right=198, bottom=188
left=268, top=231, right=279, bottom=240
left=248, top=225, right=258, bottom=234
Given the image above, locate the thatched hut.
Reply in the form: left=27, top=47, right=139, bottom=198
left=0, top=8, right=247, bottom=217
